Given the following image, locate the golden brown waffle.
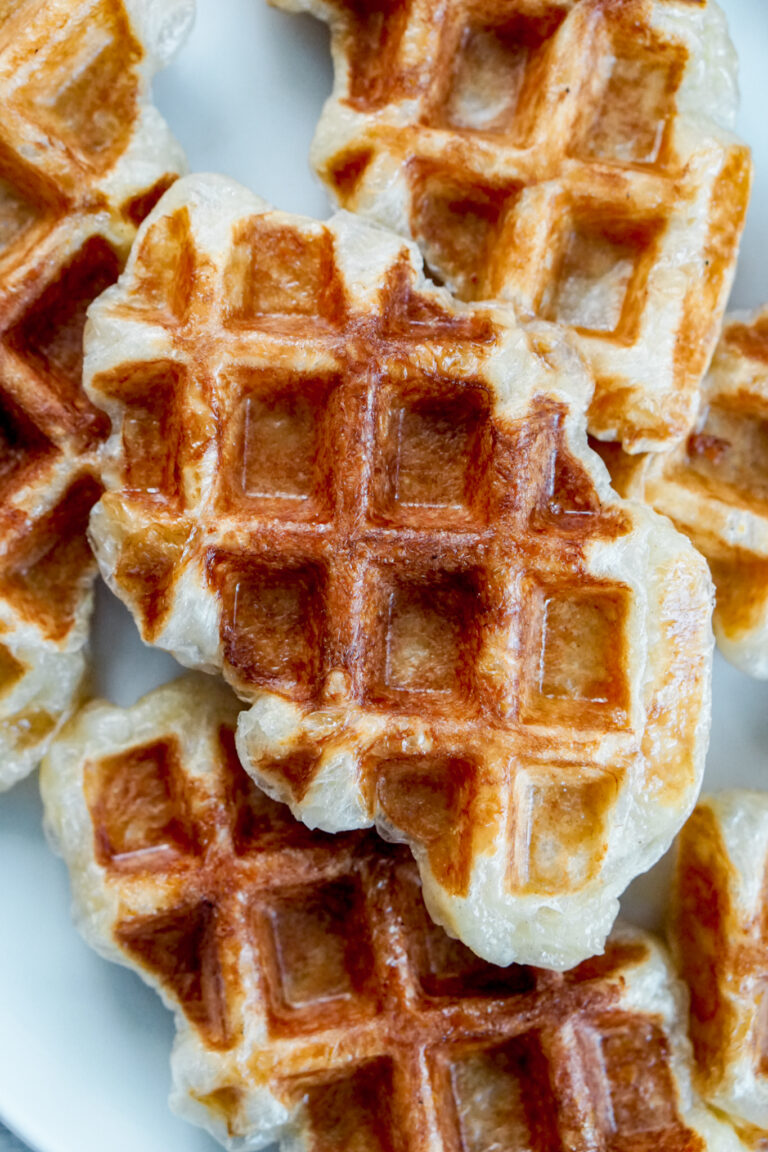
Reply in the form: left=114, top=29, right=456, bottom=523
left=84, top=173, right=714, bottom=969
left=0, top=0, right=192, bottom=791
left=273, top=0, right=751, bottom=453
left=669, top=792, right=768, bottom=1143
left=41, top=676, right=748, bottom=1152
left=594, top=309, right=768, bottom=679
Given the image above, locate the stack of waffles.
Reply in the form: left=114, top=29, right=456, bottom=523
left=0, top=0, right=193, bottom=791
left=4, top=0, right=768, bottom=1148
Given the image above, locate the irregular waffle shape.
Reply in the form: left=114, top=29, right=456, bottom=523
left=0, top=0, right=192, bottom=791
left=595, top=309, right=768, bottom=679
left=669, top=792, right=768, bottom=1147
left=41, top=676, right=748, bottom=1152
left=85, top=173, right=713, bottom=969
left=273, top=0, right=751, bottom=453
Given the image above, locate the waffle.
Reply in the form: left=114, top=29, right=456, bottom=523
left=0, top=0, right=192, bottom=791
left=594, top=309, right=768, bottom=679
left=669, top=792, right=768, bottom=1143
left=41, top=675, right=749, bottom=1152
left=84, top=173, right=713, bottom=969
left=272, top=0, right=751, bottom=453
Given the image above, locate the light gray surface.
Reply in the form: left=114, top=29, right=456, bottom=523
left=0, top=1126, right=27, bottom=1152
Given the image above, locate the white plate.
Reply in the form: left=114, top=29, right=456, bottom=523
left=1, top=1, right=767, bottom=1149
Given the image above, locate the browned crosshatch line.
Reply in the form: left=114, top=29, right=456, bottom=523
left=99, top=209, right=643, bottom=900
left=671, top=804, right=734, bottom=1091
left=0, top=0, right=199, bottom=691
left=304, top=0, right=750, bottom=452
left=86, top=718, right=702, bottom=1148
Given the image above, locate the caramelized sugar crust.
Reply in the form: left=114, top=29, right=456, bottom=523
left=597, top=308, right=768, bottom=679
left=0, top=0, right=190, bottom=791
left=274, top=0, right=750, bottom=452
left=41, top=677, right=723, bottom=1151
left=670, top=793, right=768, bottom=1136
left=86, top=175, right=713, bottom=968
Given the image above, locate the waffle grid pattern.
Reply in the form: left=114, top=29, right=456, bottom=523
left=597, top=309, right=768, bottom=679
left=42, top=678, right=732, bottom=1152
left=85, top=175, right=713, bottom=969
left=0, top=0, right=190, bottom=789
left=276, top=0, right=751, bottom=451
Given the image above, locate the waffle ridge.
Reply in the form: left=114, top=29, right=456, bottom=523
left=272, top=0, right=751, bottom=452
left=670, top=792, right=768, bottom=1145
left=0, top=0, right=191, bottom=790
left=595, top=308, right=768, bottom=679
left=85, top=173, right=714, bottom=969
left=41, top=676, right=747, bottom=1152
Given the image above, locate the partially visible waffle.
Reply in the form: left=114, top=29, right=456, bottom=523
left=669, top=792, right=768, bottom=1143
left=84, top=173, right=714, bottom=969
left=41, top=676, right=748, bottom=1152
left=273, top=0, right=751, bottom=453
left=0, top=0, right=192, bottom=791
left=595, top=309, right=768, bottom=679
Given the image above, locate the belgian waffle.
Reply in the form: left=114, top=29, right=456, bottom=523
left=0, top=0, right=192, bottom=791
left=272, top=0, right=751, bottom=453
left=669, top=792, right=768, bottom=1145
left=595, top=309, right=768, bottom=679
left=41, top=676, right=747, bottom=1152
left=84, top=173, right=713, bottom=969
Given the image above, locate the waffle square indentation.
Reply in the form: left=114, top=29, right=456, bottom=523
left=8, top=237, right=120, bottom=428
left=684, top=400, right=768, bottom=509
left=579, top=36, right=685, bottom=167
left=302, top=1059, right=399, bottom=1152
left=369, top=567, right=484, bottom=706
left=85, top=737, right=197, bottom=868
left=508, top=769, right=618, bottom=895
left=130, top=207, right=196, bottom=322
left=522, top=581, right=630, bottom=728
left=95, top=361, right=184, bottom=503
left=221, top=368, right=334, bottom=519
left=596, top=1019, right=679, bottom=1135
left=226, top=729, right=325, bottom=852
left=344, top=0, right=411, bottom=111
left=541, top=217, right=659, bottom=339
left=371, top=377, right=491, bottom=526
left=0, top=168, right=42, bottom=257
left=217, top=557, right=326, bottom=700
left=408, top=165, right=521, bottom=301
left=18, top=1, right=141, bottom=168
left=261, top=878, right=378, bottom=1026
left=116, top=899, right=230, bottom=1048
left=224, top=218, right=342, bottom=324
left=376, top=755, right=479, bottom=897
left=445, top=1034, right=555, bottom=1152
left=433, top=6, right=566, bottom=138
left=0, top=473, right=101, bottom=642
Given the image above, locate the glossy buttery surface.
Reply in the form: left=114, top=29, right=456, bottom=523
left=0, top=0, right=767, bottom=1150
